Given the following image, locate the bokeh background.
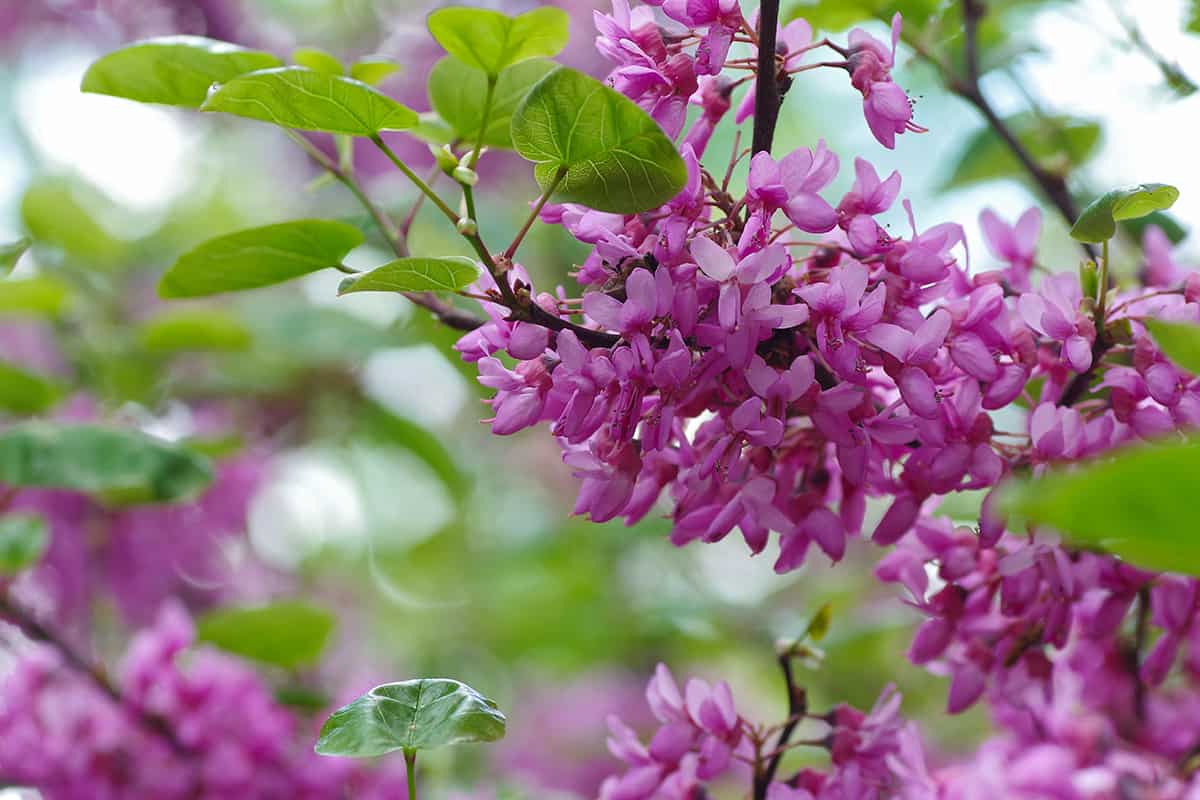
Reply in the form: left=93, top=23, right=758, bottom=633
left=1, top=0, right=1198, bottom=796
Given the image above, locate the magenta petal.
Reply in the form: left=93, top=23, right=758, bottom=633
left=805, top=507, right=845, bottom=561
left=946, top=662, right=986, bottom=713
left=872, top=493, right=920, bottom=545
left=898, top=366, right=939, bottom=418
left=785, top=193, right=837, bottom=233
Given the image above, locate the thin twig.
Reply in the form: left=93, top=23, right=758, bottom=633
left=751, top=0, right=784, bottom=154
left=755, top=652, right=807, bottom=797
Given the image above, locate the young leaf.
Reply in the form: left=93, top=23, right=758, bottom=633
left=201, top=67, right=418, bottom=135
left=0, top=276, right=71, bottom=318
left=159, top=219, right=364, bottom=298
left=81, top=36, right=282, bottom=108
left=351, top=57, right=401, bottom=86
left=138, top=309, right=253, bottom=353
left=511, top=66, right=688, bottom=214
left=197, top=602, right=336, bottom=669
left=0, top=514, right=49, bottom=575
left=1002, top=435, right=1200, bottom=575
left=427, top=6, right=568, bottom=76
left=428, top=56, right=556, bottom=149
left=338, top=256, right=478, bottom=295
left=0, top=237, right=31, bottom=275
left=292, top=47, right=344, bottom=74
left=1146, top=320, right=1200, bottom=374
left=0, top=361, right=60, bottom=414
left=315, top=678, right=506, bottom=757
left=0, top=422, right=213, bottom=504
left=1070, top=183, right=1180, bottom=243
left=21, top=179, right=124, bottom=267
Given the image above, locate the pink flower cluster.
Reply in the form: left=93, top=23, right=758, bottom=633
left=599, top=664, right=928, bottom=800
left=456, top=1, right=1200, bottom=796
left=0, top=603, right=408, bottom=799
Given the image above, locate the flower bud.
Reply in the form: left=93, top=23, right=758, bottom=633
left=455, top=217, right=478, bottom=236
left=452, top=165, right=478, bottom=186
left=431, top=144, right=457, bottom=176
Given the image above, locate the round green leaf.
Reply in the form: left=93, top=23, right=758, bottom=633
left=1002, top=435, right=1200, bottom=575
left=0, top=361, right=60, bottom=414
left=201, top=67, right=418, bottom=135
left=197, top=602, right=336, bottom=669
left=292, top=47, right=343, bottom=75
left=1146, top=319, right=1200, bottom=375
left=138, top=309, right=253, bottom=353
left=429, top=56, right=556, bottom=149
left=511, top=66, right=688, bottom=214
left=0, top=422, right=213, bottom=504
left=159, top=219, right=364, bottom=298
left=1070, top=183, right=1181, bottom=243
left=943, top=113, right=1101, bottom=190
left=315, top=678, right=506, bottom=757
left=0, top=514, right=49, bottom=575
left=338, top=256, right=478, bottom=295
left=428, top=6, right=568, bottom=76
left=81, top=36, right=283, bottom=108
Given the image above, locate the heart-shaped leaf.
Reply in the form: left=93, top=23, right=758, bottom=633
left=197, top=602, right=336, bottom=669
left=0, top=514, right=49, bottom=575
left=1146, top=319, right=1200, bottom=375
left=351, top=57, right=401, bottom=86
left=0, top=361, right=60, bottom=414
left=292, top=47, right=343, bottom=75
left=0, top=277, right=71, bottom=318
left=81, top=36, right=282, bottom=108
left=429, top=56, right=556, bottom=149
left=1070, top=183, right=1180, bottom=243
left=159, top=219, right=364, bottom=298
left=138, top=309, right=253, bottom=353
left=201, top=67, right=418, bottom=135
left=1002, top=435, right=1200, bottom=575
left=427, top=6, right=568, bottom=76
left=338, top=256, right=478, bottom=295
left=0, top=422, right=213, bottom=504
left=0, top=238, right=30, bottom=276
left=511, top=66, right=688, bottom=214
left=315, top=678, right=506, bottom=757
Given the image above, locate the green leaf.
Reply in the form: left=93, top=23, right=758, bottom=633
left=1120, top=210, right=1188, bottom=246
left=0, top=422, right=213, bottom=504
left=1002, top=435, right=1200, bottom=575
left=292, top=47, right=343, bottom=74
left=201, top=67, right=418, bottom=135
left=338, top=256, right=478, bottom=295
left=0, top=514, right=48, bottom=575
left=1146, top=320, right=1200, bottom=374
left=428, top=6, right=568, bottom=76
left=944, top=114, right=1100, bottom=190
left=511, top=66, right=688, bottom=214
left=803, top=602, right=832, bottom=641
left=138, top=309, right=253, bottom=353
left=350, top=57, right=401, bottom=86
left=0, top=238, right=31, bottom=276
left=315, top=678, right=506, bottom=757
left=0, top=361, right=60, bottom=414
left=1071, top=183, right=1180, bottom=243
left=429, top=56, right=556, bottom=149
left=21, top=179, right=124, bottom=266
left=197, top=602, right=336, bottom=669
left=81, top=36, right=283, bottom=108
left=408, top=113, right=458, bottom=146
left=0, top=277, right=70, bottom=318
left=159, top=219, right=364, bottom=298
left=358, top=403, right=469, bottom=502
left=1189, top=1, right=1200, bottom=33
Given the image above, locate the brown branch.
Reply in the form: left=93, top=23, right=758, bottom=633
left=754, top=651, right=807, bottom=798
left=751, top=0, right=784, bottom=154
left=0, top=593, right=191, bottom=755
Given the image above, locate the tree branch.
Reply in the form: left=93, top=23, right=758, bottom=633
left=0, top=593, right=191, bottom=755
left=754, top=652, right=807, bottom=798
left=751, top=0, right=784, bottom=154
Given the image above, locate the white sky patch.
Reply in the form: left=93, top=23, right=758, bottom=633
left=15, top=52, right=193, bottom=211
left=361, top=344, right=469, bottom=428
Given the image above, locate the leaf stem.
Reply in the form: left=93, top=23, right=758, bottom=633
left=1097, top=238, right=1110, bottom=320
left=504, top=167, right=567, bottom=260
left=404, top=749, right=418, bottom=800
left=369, top=134, right=461, bottom=225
